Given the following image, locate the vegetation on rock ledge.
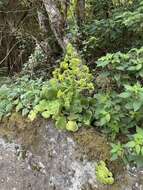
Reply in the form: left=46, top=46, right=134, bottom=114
left=1, top=0, right=143, bottom=183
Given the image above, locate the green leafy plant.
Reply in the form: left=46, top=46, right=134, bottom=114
left=124, top=127, right=143, bottom=166
left=82, top=1, right=143, bottom=61
left=28, top=43, right=94, bottom=130
left=93, top=92, right=126, bottom=139
left=0, top=75, right=43, bottom=120
left=110, top=142, right=124, bottom=161
left=119, top=83, right=143, bottom=112
left=96, top=48, right=143, bottom=89
left=110, top=128, right=143, bottom=166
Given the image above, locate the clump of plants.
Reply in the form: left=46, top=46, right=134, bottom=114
left=1, top=43, right=143, bottom=169
left=96, top=48, right=143, bottom=88
left=28, top=43, right=94, bottom=131
left=0, top=43, right=94, bottom=132
left=111, top=127, right=143, bottom=167
left=0, top=75, right=43, bottom=120
left=96, top=161, right=114, bottom=185
left=95, top=47, right=143, bottom=167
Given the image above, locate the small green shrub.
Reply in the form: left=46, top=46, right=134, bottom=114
left=110, top=128, right=143, bottom=166
left=82, top=1, right=143, bottom=61
left=125, top=127, right=143, bottom=166
left=110, top=142, right=124, bottom=161
left=94, top=92, right=125, bottom=139
left=0, top=43, right=94, bottom=131
left=119, top=83, right=143, bottom=112
left=96, top=48, right=143, bottom=89
left=0, top=75, right=43, bottom=120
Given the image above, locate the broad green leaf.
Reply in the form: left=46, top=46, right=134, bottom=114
left=125, top=141, right=135, bottom=148
left=68, top=113, right=79, bottom=120
left=41, top=86, right=57, bottom=100
left=34, top=100, right=48, bottom=112
left=100, top=117, right=107, bottom=126
left=105, top=113, right=111, bottom=122
left=97, top=60, right=109, bottom=67
left=141, top=147, right=143, bottom=155
left=70, top=98, right=83, bottom=113
left=55, top=116, right=67, bottom=129
left=41, top=111, right=51, bottom=119
left=136, top=127, right=143, bottom=136
left=133, top=101, right=142, bottom=112
left=48, top=100, right=61, bottom=115
left=13, top=99, right=19, bottom=105
left=66, top=121, right=78, bottom=132
left=118, top=92, right=131, bottom=98
left=83, top=111, right=92, bottom=125
left=135, top=144, right=141, bottom=155
left=136, top=64, right=142, bottom=71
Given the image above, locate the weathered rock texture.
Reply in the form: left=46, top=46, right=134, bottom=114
left=0, top=115, right=142, bottom=190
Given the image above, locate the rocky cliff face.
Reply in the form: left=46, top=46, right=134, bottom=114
left=0, top=114, right=142, bottom=190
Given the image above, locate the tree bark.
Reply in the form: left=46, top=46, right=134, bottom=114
left=76, top=0, right=85, bottom=26
left=42, top=0, right=68, bottom=51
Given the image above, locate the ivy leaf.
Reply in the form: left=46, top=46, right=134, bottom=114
left=100, top=117, right=107, bottom=126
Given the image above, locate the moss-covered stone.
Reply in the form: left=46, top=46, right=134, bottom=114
left=73, top=128, right=110, bottom=161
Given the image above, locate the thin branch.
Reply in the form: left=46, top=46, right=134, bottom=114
left=0, top=41, right=20, bottom=65
left=0, top=7, right=36, bottom=14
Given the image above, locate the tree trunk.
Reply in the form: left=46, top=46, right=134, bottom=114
left=42, top=0, right=68, bottom=51
left=37, top=8, right=53, bottom=55
left=76, top=0, right=85, bottom=26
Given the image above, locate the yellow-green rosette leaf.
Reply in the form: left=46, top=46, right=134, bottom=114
left=96, top=161, right=114, bottom=185
left=66, top=121, right=79, bottom=132
left=66, top=43, right=75, bottom=56
left=41, top=111, right=51, bottom=119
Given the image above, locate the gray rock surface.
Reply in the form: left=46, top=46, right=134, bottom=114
left=0, top=119, right=142, bottom=190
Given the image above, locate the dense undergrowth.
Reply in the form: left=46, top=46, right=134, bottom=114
left=1, top=0, right=143, bottom=173
left=1, top=44, right=143, bottom=167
